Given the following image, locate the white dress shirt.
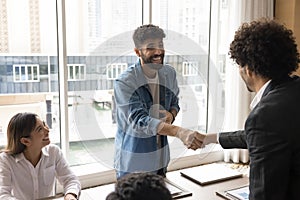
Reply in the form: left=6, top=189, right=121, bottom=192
left=0, top=144, right=81, bottom=200
left=249, top=80, right=271, bottom=110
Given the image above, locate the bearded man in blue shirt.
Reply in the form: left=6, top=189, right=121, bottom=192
left=113, top=24, right=201, bottom=179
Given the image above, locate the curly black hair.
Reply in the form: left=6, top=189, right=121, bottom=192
left=106, top=172, right=172, bottom=200
left=133, top=24, right=166, bottom=48
left=229, top=18, right=300, bottom=80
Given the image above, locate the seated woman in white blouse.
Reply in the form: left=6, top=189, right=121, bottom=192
left=0, top=112, right=81, bottom=200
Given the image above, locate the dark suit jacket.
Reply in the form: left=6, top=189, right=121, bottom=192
left=219, top=76, right=300, bottom=200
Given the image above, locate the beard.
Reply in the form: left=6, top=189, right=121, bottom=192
left=246, top=85, right=253, bottom=92
left=140, top=53, right=164, bottom=70
left=240, top=75, right=254, bottom=92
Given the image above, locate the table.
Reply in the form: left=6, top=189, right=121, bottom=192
left=51, top=162, right=249, bottom=200
left=166, top=170, right=249, bottom=200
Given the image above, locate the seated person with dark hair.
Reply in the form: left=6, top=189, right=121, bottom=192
left=106, top=172, right=172, bottom=200
left=0, top=112, right=80, bottom=200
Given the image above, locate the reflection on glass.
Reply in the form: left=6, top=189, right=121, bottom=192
left=65, top=0, right=143, bottom=167
left=0, top=1, right=58, bottom=151
left=0, top=0, right=228, bottom=173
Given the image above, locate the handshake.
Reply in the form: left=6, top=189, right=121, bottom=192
left=175, top=128, right=217, bottom=150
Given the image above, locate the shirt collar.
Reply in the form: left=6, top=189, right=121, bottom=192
left=14, top=146, right=50, bottom=163
left=250, top=80, right=271, bottom=110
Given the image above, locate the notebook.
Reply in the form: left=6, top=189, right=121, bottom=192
left=180, top=163, right=243, bottom=185
left=165, top=179, right=192, bottom=199
left=216, top=185, right=249, bottom=200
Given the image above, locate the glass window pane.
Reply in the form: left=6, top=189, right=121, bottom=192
left=0, top=0, right=236, bottom=189
left=65, top=0, right=142, bottom=168
left=0, top=1, right=58, bottom=150
left=69, top=65, right=74, bottom=80
left=28, top=66, right=32, bottom=80
left=21, top=66, right=26, bottom=81
left=151, top=0, right=211, bottom=158
left=33, top=66, right=38, bottom=80
left=14, top=66, right=20, bottom=81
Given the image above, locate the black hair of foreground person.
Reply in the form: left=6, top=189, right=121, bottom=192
left=106, top=172, right=172, bottom=200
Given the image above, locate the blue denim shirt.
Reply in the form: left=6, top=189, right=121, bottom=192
left=113, top=60, right=180, bottom=178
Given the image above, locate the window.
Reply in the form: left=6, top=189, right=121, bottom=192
left=0, top=0, right=272, bottom=193
left=68, top=64, right=86, bottom=81
left=106, top=63, right=127, bottom=80
left=0, top=1, right=219, bottom=188
left=182, top=61, right=198, bottom=76
left=13, top=64, right=39, bottom=82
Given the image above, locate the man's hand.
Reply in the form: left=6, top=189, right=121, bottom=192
left=176, top=129, right=218, bottom=150
left=175, top=128, right=204, bottom=150
left=64, top=193, right=77, bottom=200
left=157, top=122, right=216, bottom=150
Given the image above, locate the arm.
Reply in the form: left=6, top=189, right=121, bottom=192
left=167, top=67, right=180, bottom=124
left=192, top=131, right=247, bottom=149
left=114, top=77, right=162, bottom=137
left=159, top=106, right=178, bottom=124
left=53, top=146, right=81, bottom=199
left=218, top=130, right=247, bottom=149
left=157, top=122, right=203, bottom=150
left=0, top=154, right=18, bottom=200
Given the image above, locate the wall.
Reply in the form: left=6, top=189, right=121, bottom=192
left=275, top=0, right=300, bottom=75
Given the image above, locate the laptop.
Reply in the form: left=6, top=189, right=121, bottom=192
left=180, top=163, right=243, bottom=185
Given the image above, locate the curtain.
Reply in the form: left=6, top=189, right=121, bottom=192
left=222, top=0, right=274, bottom=131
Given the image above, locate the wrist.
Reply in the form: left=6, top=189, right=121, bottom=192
left=65, top=193, right=77, bottom=200
left=170, top=110, right=176, bottom=124
left=205, top=133, right=218, bottom=144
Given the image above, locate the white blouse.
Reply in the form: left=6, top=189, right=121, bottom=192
left=0, top=144, right=81, bottom=200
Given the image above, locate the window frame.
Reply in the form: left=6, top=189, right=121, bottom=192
left=106, top=63, right=128, bottom=80
left=56, top=0, right=225, bottom=191
left=13, top=64, right=40, bottom=82
left=70, top=0, right=223, bottom=190
left=67, top=64, right=86, bottom=81
left=182, top=61, right=199, bottom=76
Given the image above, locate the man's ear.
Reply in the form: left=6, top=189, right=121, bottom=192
left=20, top=137, right=31, bottom=147
left=245, top=66, right=254, bottom=77
left=134, top=48, right=140, bottom=57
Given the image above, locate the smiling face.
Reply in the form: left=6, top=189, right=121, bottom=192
left=31, top=117, right=51, bottom=148
left=135, top=38, right=165, bottom=72
left=21, top=117, right=50, bottom=151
